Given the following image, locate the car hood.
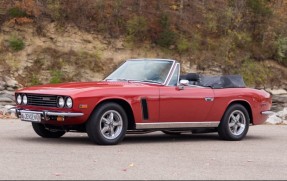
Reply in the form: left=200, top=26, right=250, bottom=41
left=16, top=81, right=153, bottom=96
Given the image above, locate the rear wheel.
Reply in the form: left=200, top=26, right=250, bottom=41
left=32, top=123, right=66, bottom=138
left=218, top=104, right=250, bottom=141
left=86, top=103, right=128, bottom=145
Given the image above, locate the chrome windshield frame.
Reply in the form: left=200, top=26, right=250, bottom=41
left=166, top=62, right=180, bottom=86
left=104, top=59, right=177, bottom=86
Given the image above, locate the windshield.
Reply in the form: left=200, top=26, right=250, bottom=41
left=105, top=60, right=174, bottom=84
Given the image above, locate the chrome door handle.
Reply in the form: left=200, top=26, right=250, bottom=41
left=205, top=97, right=214, bottom=102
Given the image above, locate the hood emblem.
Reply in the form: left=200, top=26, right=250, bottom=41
left=42, top=97, right=50, bottom=101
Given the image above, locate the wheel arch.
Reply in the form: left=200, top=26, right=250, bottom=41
left=90, top=98, right=135, bottom=130
left=225, top=100, right=253, bottom=124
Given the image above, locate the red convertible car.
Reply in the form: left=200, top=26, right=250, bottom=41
left=10, top=59, right=272, bottom=145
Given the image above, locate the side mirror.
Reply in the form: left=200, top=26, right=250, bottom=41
left=179, top=79, right=189, bottom=86
left=177, top=79, right=189, bottom=90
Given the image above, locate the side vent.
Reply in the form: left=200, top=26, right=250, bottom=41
left=141, top=98, right=149, bottom=120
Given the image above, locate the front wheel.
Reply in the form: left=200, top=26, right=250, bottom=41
left=32, top=123, right=66, bottom=138
left=218, top=104, right=250, bottom=141
left=86, top=103, right=128, bottom=145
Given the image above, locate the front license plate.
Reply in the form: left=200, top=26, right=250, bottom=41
left=21, top=113, right=41, bottom=122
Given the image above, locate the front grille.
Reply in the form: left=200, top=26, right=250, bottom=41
left=27, top=94, right=58, bottom=107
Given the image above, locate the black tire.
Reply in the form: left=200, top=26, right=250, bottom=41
left=218, top=104, right=250, bottom=141
left=86, top=102, right=128, bottom=145
left=32, top=123, right=66, bottom=138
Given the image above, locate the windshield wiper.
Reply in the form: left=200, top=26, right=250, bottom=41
left=105, top=78, right=129, bottom=81
left=106, top=79, right=163, bottom=84
left=135, top=80, right=163, bottom=84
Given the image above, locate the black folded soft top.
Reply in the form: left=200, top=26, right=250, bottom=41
left=180, top=73, right=246, bottom=89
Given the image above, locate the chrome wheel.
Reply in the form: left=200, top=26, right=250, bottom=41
left=228, top=110, right=246, bottom=136
left=218, top=104, right=250, bottom=141
left=100, top=110, right=123, bottom=140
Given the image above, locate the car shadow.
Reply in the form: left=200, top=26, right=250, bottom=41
left=122, top=133, right=221, bottom=145
left=17, top=136, right=92, bottom=145
left=123, top=133, right=268, bottom=145
left=15, top=132, right=267, bottom=146
left=244, top=134, right=270, bottom=141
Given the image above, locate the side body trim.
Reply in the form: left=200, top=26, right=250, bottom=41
left=136, top=122, right=220, bottom=129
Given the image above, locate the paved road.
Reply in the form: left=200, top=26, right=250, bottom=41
left=0, top=119, right=287, bottom=180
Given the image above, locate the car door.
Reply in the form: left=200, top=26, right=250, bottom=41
left=159, top=63, right=215, bottom=122
left=159, top=86, right=214, bottom=122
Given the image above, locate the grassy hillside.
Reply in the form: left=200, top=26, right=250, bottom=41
left=0, top=0, right=287, bottom=88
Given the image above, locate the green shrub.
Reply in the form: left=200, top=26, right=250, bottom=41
left=232, top=31, right=252, bottom=49
left=176, top=36, right=190, bottom=53
left=77, top=50, right=102, bottom=71
left=156, top=14, right=177, bottom=48
left=190, top=33, right=201, bottom=52
left=126, top=16, right=148, bottom=42
left=9, top=37, right=25, bottom=51
left=46, top=0, right=63, bottom=21
left=50, top=70, right=63, bottom=84
left=275, top=36, right=287, bottom=65
left=247, top=0, right=272, bottom=17
left=205, top=13, right=217, bottom=33
left=30, top=74, right=41, bottom=86
left=8, top=7, right=27, bottom=18
left=156, top=29, right=176, bottom=48
left=159, top=14, right=169, bottom=29
left=240, top=60, right=270, bottom=87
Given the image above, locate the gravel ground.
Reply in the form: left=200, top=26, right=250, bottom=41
left=0, top=119, right=287, bottom=180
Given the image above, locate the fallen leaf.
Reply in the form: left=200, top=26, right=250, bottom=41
left=53, top=173, right=61, bottom=176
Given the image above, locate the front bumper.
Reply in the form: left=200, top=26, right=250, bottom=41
left=9, top=107, right=84, bottom=121
left=261, top=111, right=275, bottom=115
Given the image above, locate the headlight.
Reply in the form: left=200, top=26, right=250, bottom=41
left=66, top=97, right=73, bottom=108
left=22, top=94, right=28, bottom=105
left=16, top=94, right=22, bottom=104
left=57, top=97, right=65, bottom=108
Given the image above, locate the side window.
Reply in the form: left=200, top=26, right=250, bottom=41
left=168, top=64, right=179, bottom=86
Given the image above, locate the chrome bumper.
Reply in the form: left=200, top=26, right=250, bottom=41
left=9, top=108, right=84, bottom=119
left=261, top=111, right=275, bottom=115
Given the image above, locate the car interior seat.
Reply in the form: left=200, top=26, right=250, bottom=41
left=185, top=73, right=200, bottom=85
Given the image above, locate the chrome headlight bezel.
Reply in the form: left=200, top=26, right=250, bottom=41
left=16, top=94, right=22, bottom=105
left=57, top=96, right=65, bottom=108
left=65, top=97, right=73, bottom=108
left=22, top=94, right=28, bottom=105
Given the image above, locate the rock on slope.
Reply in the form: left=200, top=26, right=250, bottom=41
left=0, top=76, right=20, bottom=118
